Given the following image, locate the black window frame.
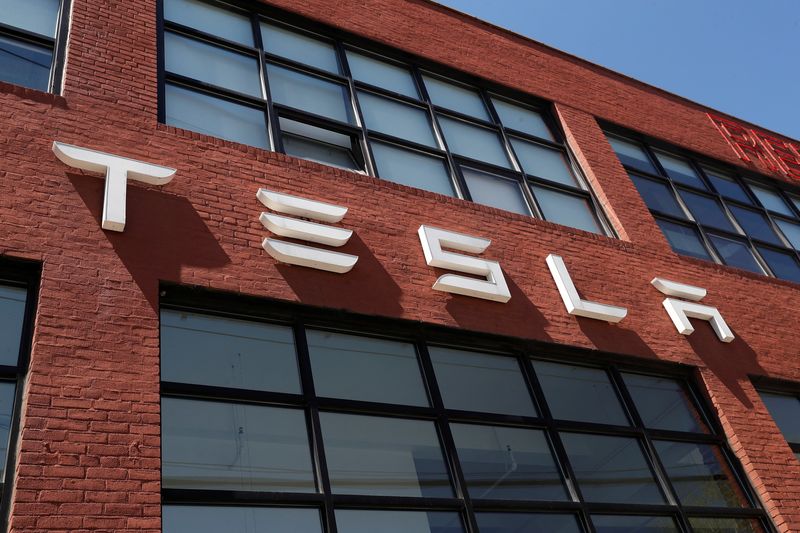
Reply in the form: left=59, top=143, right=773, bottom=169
left=155, top=0, right=614, bottom=236
left=752, top=377, right=800, bottom=458
left=604, top=123, right=800, bottom=283
left=0, top=0, right=71, bottom=93
left=159, top=284, right=773, bottom=533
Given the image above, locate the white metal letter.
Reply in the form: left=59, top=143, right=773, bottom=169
left=52, top=141, right=176, bottom=232
left=417, top=225, right=510, bottom=303
left=546, top=254, right=627, bottom=323
left=257, top=189, right=358, bottom=274
left=651, top=277, right=734, bottom=343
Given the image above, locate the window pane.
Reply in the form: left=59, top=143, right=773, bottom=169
left=358, top=91, right=437, bottom=147
left=165, top=33, right=261, bottom=97
left=160, top=310, right=301, bottom=393
left=0, top=382, right=16, bottom=478
left=475, top=513, right=582, bottom=533
left=656, top=219, right=712, bottom=261
left=261, top=23, right=339, bottom=74
left=688, top=518, right=764, bottom=533
left=776, top=219, right=800, bottom=250
left=491, top=98, right=554, bottom=140
left=622, top=373, right=707, bottom=433
left=0, top=35, right=51, bottom=91
left=592, top=515, right=679, bottom=532
left=423, top=75, right=488, bottom=120
left=0, top=285, right=26, bottom=366
left=267, top=64, right=352, bottom=123
left=728, top=205, right=782, bottom=245
left=164, top=0, right=253, bottom=45
left=438, top=117, right=510, bottom=168
left=756, top=246, right=800, bottom=283
left=307, top=330, right=428, bottom=406
left=759, top=392, right=800, bottom=443
left=462, top=168, right=530, bottom=215
left=336, top=510, right=463, bottom=533
left=429, top=347, right=536, bottom=417
left=371, top=142, right=454, bottom=196
left=162, top=398, right=315, bottom=492
left=165, top=84, right=269, bottom=148
left=654, top=151, right=705, bottom=188
left=451, top=423, right=567, bottom=501
left=790, top=195, right=800, bottom=212
left=532, top=186, right=602, bottom=234
left=346, top=51, right=418, bottom=98
left=607, top=136, right=658, bottom=174
left=708, top=235, right=764, bottom=274
left=678, top=190, right=736, bottom=232
left=654, top=441, right=748, bottom=507
left=163, top=505, right=322, bottom=533
left=320, top=412, right=452, bottom=497
left=280, top=118, right=360, bottom=170
left=705, top=169, right=751, bottom=203
left=750, top=184, right=794, bottom=216
left=2, top=0, right=60, bottom=37
left=560, top=433, right=664, bottom=504
left=629, top=174, right=684, bottom=218
left=510, top=138, right=576, bottom=186
left=532, top=360, right=628, bottom=425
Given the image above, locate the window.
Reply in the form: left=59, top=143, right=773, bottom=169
left=758, top=390, right=800, bottom=463
left=606, top=131, right=800, bottom=283
left=160, top=289, right=772, bottom=533
left=159, top=0, right=611, bottom=234
left=0, top=0, right=69, bottom=92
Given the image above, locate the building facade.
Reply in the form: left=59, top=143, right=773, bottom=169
left=1, top=0, right=800, bottom=532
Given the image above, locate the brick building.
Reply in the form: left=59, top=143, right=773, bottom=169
left=1, top=0, right=800, bottom=531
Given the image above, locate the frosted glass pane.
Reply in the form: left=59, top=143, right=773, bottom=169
left=439, top=117, right=510, bottom=168
left=164, top=0, right=253, bottom=45
left=750, top=184, right=794, bottom=216
left=165, top=84, right=269, bottom=148
left=261, top=22, right=339, bottom=73
left=607, top=136, right=657, bottom=174
left=511, top=138, right=576, bottom=186
left=0, top=285, right=26, bottom=366
left=165, top=33, right=261, bottom=97
left=280, top=118, right=360, bottom=170
left=532, top=186, right=602, bottom=234
left=491, top=98, right=553, bottom=140
left=358, top=91, right=437, bottom=147
left=2, top=0, right=60, bottom=37
left=371, top=143, right=454, bottom=196
left=462, top=168, right=529, bottom=215
left=163, top=506, right=322, bottom=533
left=267, top=64, right=352, bottom=123
left=423, top=75, right=488, bottom=120
left=347, top=51, right=418, bottom=98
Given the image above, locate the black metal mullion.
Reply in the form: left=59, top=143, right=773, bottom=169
left=251, top=13, right=282, bottom=153
left=365, top=131, right=449, bottom=159
left=271, top=105, right=362, bottom=136
left=164, top=72, right=267, bottom=107
left=163, top=20, right=260, bottom=56
left=263, top=52, right=349, bottom=85
left=0, top=23, right=55, bottom=48
left=50, top=0, right=72, bottom=94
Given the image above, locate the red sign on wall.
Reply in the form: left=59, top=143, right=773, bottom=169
left=708, top=113, right=800, bottom=181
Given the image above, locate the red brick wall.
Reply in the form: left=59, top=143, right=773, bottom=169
left=0, top=0, right=798, bottom=531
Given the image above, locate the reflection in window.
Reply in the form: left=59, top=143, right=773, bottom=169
left=267, top=64, right=353, bottom=124
left=164, top=0, right=253, bottom=45
left=347, top=50, right=418, bottom=98
left=622, top=373, right=707, bottom=433
left=438, top=117, right=510, bottom=168
left=629, top=175, right=684, bottom=218
left=689, top=517, right=764, bottom=533
left=461, top=168, right=529, bottom=215
left=475, top=513, right=582, bottom=533
left=358, top=91, right=438, bottom=147
left=656, top=219, right=712, bottom=261
left=423, top=75, right=489, bottom=120
left=280, top=118, right=361, bottom=171
left=163, top=505, right=323, bottom=533
left=0, top=0, right=62, bottom=91
left=335, top=510, right=463, bottom=533
left=0, top=286, right=26, bottom=367
left=592, top=515, right=679, bottom=533
left=261, top=22, right=339, bottom=73
left=759, top=391, right=800, bottom=446
left=532, top=185, right=602, bottom=234
left=371, top=142, right=454, bottom=196
left=708, top=234, right=765, bottom=274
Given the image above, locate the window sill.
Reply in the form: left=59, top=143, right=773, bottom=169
left=0, top=81, right=67, bottom=108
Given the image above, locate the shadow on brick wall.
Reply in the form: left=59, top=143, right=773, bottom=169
left=577, top=317, right=658, bottom=359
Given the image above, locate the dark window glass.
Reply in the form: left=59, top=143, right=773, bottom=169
left=0, top=382, right=16, bottom=478
left=165, top=84, right=269, bottom=148
left=759, top=392, right=800, bottom=443
left=358, top=91, right=438, bottom=147
left=560, top=433, right=664, bottom=504
left=790, top=195, right=800, bottom=213
left=607, top=136, right=658, bottom=174
left=161, top=398, right=315, bottom=492
left=462, top=168, right=530, bottom=215
left=655, top=151, right=705, bottom=189
left=532, top=185, right=602, bottom=234
left=756, top=246, right=800, bottom=282
left=705, top=169, right=751, bottom=203
left=728, top=205, right=782, bottom=246
left=750, top=184, right=794, bottom=217
left=708, top=234, right=764, bottom=274
left=280, top=118, right=360, bottom=170
left=490, top=98, right=554, bottom=140
left=162, top=505, right=323, bottom=533
left=775, top=219, right=800, bottom=250
left=2, top=0, right=60, bottom=37
left=533, top=360, right=628, bottom=425
left=307, top=330, right=428, bottom=406
left=423, top=75, right=489, bottom=120
left=267, top=64, right=352, bottom=124
left=689, top=517, right=765, bottom=533
left=164, top=0, right=253, bottom=45
left=429, top=347, right=536, bottom=417
left=320, top=412, right=452, bottom=498
left=475, top=513, right=582, bottom=533
left=510, top=138, right=576, bottom=186
left=592, top=515, right=679, bottom=533
left=160, top=310, right=301, bottom=393
left=629, top=175, right=684, bottom=218
left=261, top=22, right=339, bottom=73
left=371, top=142, right=455, bottom=196
left=438, top=117, right=511, bottom=168
left=0, top=285, right=26, bottom=366
left=678, top=190, right=736, bottom=232
left=346, top=50, right=418, bottom=98
left=654, top=441, right=747, bottom=507
left=336, top=510, right=463, bottom=533
left=656, top=219, right=712, bottom=260
left=0, top=35, right=52, bottom=91
left=622, top=373, right=707, bottom=433
left=451, top=423, right=567, bottom=501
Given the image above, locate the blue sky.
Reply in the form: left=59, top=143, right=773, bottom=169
left=434, top=0, right=800, bottom=140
